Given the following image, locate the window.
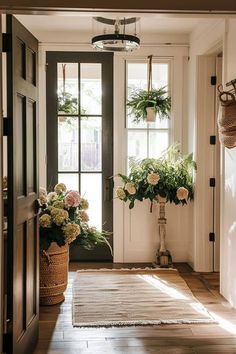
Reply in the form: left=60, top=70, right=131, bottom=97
left=126, top=60, right=171, bottom=170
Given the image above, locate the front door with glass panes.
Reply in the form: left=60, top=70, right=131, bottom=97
left=46, top=52, right=113, bottom=261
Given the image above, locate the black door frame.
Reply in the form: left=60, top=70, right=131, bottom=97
left=46, top=51, right=113, bottom=261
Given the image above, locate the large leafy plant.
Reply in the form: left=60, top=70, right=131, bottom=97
left=127, top=87, right=171, bottom=123
left=39, top=183, right=111, bottom=253
left=116, top=144, right=196, bottom=209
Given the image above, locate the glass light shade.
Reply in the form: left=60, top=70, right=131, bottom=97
left=91, top=33, right=140, bottom=52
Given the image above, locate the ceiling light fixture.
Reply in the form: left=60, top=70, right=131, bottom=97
left=92, top=17, right=140, bottom=52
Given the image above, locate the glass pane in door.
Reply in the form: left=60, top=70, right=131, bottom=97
left=58, top=173, right=79, bottom=190
left=81, top=173, right=102, bottom=230
left=80, top=63, right=102, bottom=115
left=58, top=116, right=78, bottom=171
left=81, top=116, right=102, bottom=172
left=57, top=63, right=78, bottom=114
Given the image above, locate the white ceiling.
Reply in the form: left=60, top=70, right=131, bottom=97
left=16, top=14, right=202, bottom=36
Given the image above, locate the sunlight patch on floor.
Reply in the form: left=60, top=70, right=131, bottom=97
left=210, top=311, right=236, bottom=335
left=137, top=274, right=189, bottom=300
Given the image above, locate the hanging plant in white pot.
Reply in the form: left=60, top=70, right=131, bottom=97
left=127, top=55, right=171, bottom=123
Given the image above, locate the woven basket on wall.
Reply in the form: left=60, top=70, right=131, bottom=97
left=40, top=242, right=69, bottom=305
left=218, top=101, right=236, bottom=149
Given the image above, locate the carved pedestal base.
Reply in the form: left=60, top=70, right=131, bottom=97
left=153, top=197, right=173, bottom=269
left=155, top=250, right=173, bottom=268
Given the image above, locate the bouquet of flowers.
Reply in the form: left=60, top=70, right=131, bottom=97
left=39, top=183, right=112, bottom=253
left=116, top=144, right=196, bottom=209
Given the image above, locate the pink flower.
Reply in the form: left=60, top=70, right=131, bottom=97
left=65, top=191, right=81, bottom=208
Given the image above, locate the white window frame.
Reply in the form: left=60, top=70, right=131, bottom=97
left=125, top=57, right=173, bottom=172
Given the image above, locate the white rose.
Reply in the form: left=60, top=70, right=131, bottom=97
left=147, top=172, right=160, bottom=185
left=176, top=187, right=189, bottom=201
left=125, top=182, right=136, bottom=195
left=116, top=187, right=126, bottom=200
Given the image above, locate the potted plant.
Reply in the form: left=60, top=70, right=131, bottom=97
left=127, top=87, right=171, bottom=123
left=58, top=91, right=78, bottom=115
left=116, top=144, right=196, bottom=267
left=39, top=183, right=111, bottom=305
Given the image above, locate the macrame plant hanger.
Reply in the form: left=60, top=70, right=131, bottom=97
left=147, top=54, right=153, bottom=94
left=146, top=55, right=156, bottom=122
left=62, top=63, right=66, bottom=102
left=58, top=64, right=67, bottom=120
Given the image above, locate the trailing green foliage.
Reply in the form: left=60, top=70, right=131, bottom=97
left=58, top=91, right=78, bottom=114
left=127, top=87, right=171, bottom=123
left=116, top=144, right=196, bottom=209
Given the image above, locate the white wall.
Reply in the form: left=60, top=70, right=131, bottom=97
left=188, top=19, right=225, bottom=270
left=188, top=17, right=236, bottom=308
left=220, top=19, right=236, bottom=308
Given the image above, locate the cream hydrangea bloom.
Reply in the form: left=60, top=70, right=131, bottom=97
left=39, top=214, right=52, bottom=228
left=39, top=187, right=47, bottom=197
left=39, top=195, right=48, bottom=205
left=116, top=186, right=126, bottom=200
left=176, top=187, right=189, bottom=201
left=53, top=200, right=65, bottom=209
left=63, top=223, right=81, bottom=244
left=80, top=198, right=89, bottom=210
left=147, top=172, right=160, bottom=185
left=47, top=192, right=58, bottom=202
left=54, top=183, right=67, bottom=194
left=78, top=210, right=89, bottom=222
left=39, top=187, right=47, bottom=204
left=51, top=208, right=69, bottom=225
left=125, top=182, right=136, bottom=195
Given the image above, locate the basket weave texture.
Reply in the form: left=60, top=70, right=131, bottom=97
left=40, top=242, right=69, bottom=305
left=218, top=102, right=236, bottom=148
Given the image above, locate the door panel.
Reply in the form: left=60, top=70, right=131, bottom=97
left=46, top=52, right=113, bottom=261
left=6, top=15, right=39, bottom=354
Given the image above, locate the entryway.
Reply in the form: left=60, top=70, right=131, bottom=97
left=1, top=8, right=235, bottom=354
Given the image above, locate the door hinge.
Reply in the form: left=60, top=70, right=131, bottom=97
left=45, top=63, right=48, bottom=72
left=3, top=118, right=10, bottom=136
left=209, top=178, right=216, bottom=187
left=210, top=135, right=216, bottom=145
left=211, top=75, right=217, bottom=86
left=2, top=33, right=12, bottom=53
left=209, top=232, right=215, bottom=242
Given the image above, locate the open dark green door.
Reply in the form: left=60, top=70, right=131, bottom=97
left=6, top=15, right=39, bottom=354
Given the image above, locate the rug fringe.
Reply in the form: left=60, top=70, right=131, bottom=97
left=76, top=267, right=178, bottom=273
left=73, top=318, right=217, bottom=328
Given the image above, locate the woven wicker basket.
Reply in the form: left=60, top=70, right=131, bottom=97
left=40, top=242, right=69, bottom=305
